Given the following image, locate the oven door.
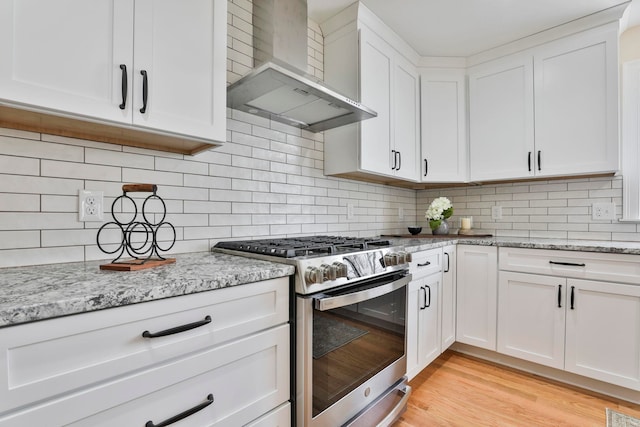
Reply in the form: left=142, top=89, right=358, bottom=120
left=297, top=272, right=410, bottom=427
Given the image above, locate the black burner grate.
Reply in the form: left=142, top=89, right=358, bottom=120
left=214, top=236, right=391, bottom=258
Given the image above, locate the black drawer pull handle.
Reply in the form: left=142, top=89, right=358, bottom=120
left=397, top=151, right=401, bottom=171
left=570, top=286, right=575, bottom=310
left=119, top=64, right=127, bottom=110
left=444, top=252, right=450, bottom=273
left=145, top=394, right=214, bottom=427
left=424, top=158, right=428, bottom=177
left=537, top=150, right=541, bottom=171
left=420, top=286, right=426, bottom=310
left=142, top=315, right=211, bottom=338
left=528, top=151, right=532, bottom=172
left=140, top=69, right=148, bottom=114
left=425, top=285, right=431, bottom=308
left=549, top=261, right=586, bottom=267
left=557, top=284, right=562, bottom=308
left=417, top=261, right=431, bottom=267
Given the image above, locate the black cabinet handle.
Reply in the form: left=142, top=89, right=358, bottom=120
left=397, top=151, right=401, bottom=171
left=417, top=261, right=431, bottom=267
left=444, top=252, right=450, bottom=273
left=425, top=285, right=431, bottom=308
left=528, top=151, right=532, bottom=172
left=557, top=284, right=562, bottom=308
left=140, top=70, right=148, bottom=114
left=391, top=150, right=397, bottom=170
left=424, top=159, right=428, bottom=177
left=537, top=150, right=541, bottom=171
left=570, top=286, right=575, bottom=310
left=142, top=315, right=211, bottom=338
left=119, top=64, right=127, bottom=110
left=145, top=394, right=214, bottom=427
left=549, top=261, right=586, bottom=267
left=419, top=286, right=426, bottom=310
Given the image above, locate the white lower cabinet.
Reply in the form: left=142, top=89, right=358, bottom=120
left=406, top=248, right=442, bottom=379
left=456, top=245, right=498, bottom=351
left=0, top=277, right=290, bottom=426
left=498, top=247, right=640, bottom=391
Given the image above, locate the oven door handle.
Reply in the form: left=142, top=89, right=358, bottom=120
left=313, top=275, right=411, bottom=311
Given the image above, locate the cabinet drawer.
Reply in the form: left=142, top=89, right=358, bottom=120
left=0, top=277, right=288, bottom=415
left=499, top=247, right=640, bottom=285
left=409, top=248, right=442, bottom=279
left=0, top=324, right=289, bottom=426
left=246, top=402, right=291, bottom=427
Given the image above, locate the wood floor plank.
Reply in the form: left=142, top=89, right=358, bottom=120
left=393, top=350, right=640, bottom=426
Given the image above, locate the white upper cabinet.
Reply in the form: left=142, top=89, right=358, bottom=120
left=0, top=0, right=134, bottom=124
left=132, top=0, right=226, bottom=142
left=323, top=4, right=420, bottom=184
left=533, top=25, right=619, bottom=177
left=420, top=69, right=468, bottom=182
left=0, top=0, right=226, bottom=153
left=469, top=23, right=619, bottom=182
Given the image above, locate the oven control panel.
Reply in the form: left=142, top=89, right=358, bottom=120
left=301, top=249, right=412, bottom=288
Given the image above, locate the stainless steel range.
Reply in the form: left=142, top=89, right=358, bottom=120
left=214, top=236, right=412, bottom=427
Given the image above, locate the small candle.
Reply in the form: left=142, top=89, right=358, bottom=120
left=461, top=217, right=471, bottom=230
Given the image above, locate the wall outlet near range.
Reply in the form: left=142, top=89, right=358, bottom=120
left=79, top=190, right=104, bottom=222
left=592, top=202, right=616, bottom=220
left=347, top=203, right=355, bottom=220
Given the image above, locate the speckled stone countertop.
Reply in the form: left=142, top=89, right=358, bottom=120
left=389, top=235, right=640, bottom=255
left=0, top=252, right=294, bottom=328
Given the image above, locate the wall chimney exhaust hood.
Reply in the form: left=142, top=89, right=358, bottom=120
left=226, top=0, right=376, bottom=133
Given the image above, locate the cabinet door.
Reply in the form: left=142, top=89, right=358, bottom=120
left=533, top=25, right=619, bottom=177
left=469, top=54, right=534, bottom=181
left=359, top=27, right=392, bottom=176
left=497, top=272, right=565, bottom=369
left=441, top=246, right=457, bottom=350
left=133, top=0, right=226, bottom=142
left=406, top=275, right=440, bottom=380
left=456, top=245, right=498, bottom=350
left=565, top=279, right=640, bottom=391
left=420, top=69, right=468, bottom=183
left=0, top=0, right=133, bottom=123
left=393, top=55, right=419, bottom=181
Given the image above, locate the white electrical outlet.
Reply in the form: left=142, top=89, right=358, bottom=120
left=347, top=203, right=355, bottom=220
left=398, top=207, right=404, bottom=220
left=79, top=190, right=104, bottom=222
left=592, top=202, right=616, bottom=220
left=491, top=205, right=503, bottom=220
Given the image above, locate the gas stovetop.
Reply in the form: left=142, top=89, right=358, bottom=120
left=213, top=236, right=393, bottom=258
left=213, top=236, right=411, bottom=295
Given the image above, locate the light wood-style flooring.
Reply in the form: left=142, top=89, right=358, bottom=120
left=393, top=350, right=640, bottom=426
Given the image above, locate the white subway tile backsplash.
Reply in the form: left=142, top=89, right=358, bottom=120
left=156, top=157, right=209, bottom=175
left=0, top=154, right=39, bottom=175
left=122, top=168, right=182, bottom=186
left=42, top=160, right=121, bottom=181
left=0, top=175, right=82, bottom=196
left=0, top=193, right=39, bottom=211
left=0, top=135, right=84, bottom=162
left=0, top=231, right=40, bottom=249
left=184, top=200, right=231, bottom=214
left=0, top=247, right=84, bottom=268
left=85, top=148, right=153, bottom=170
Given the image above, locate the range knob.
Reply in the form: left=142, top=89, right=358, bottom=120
left=384, top=253, right=399, bottom=266
left=320, top=263, right=336, bottom=281
left=304, top=266, right=323, bottom=284
left=397, top=251, right=412, bottom=264
left=332, top=261, right=348, bottom=278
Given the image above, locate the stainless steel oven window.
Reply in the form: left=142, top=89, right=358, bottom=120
left=310, top=274, right=408, bottom=417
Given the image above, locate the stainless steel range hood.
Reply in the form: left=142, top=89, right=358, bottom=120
left=226, top=0, right=376, bottom=133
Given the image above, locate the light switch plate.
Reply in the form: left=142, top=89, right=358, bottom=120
left=347, top=203, right=355, bottom=220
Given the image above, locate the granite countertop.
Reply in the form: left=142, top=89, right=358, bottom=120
left=0, top=252, right=294, bottom=328
left=387, top=235, right=640, bottom=255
